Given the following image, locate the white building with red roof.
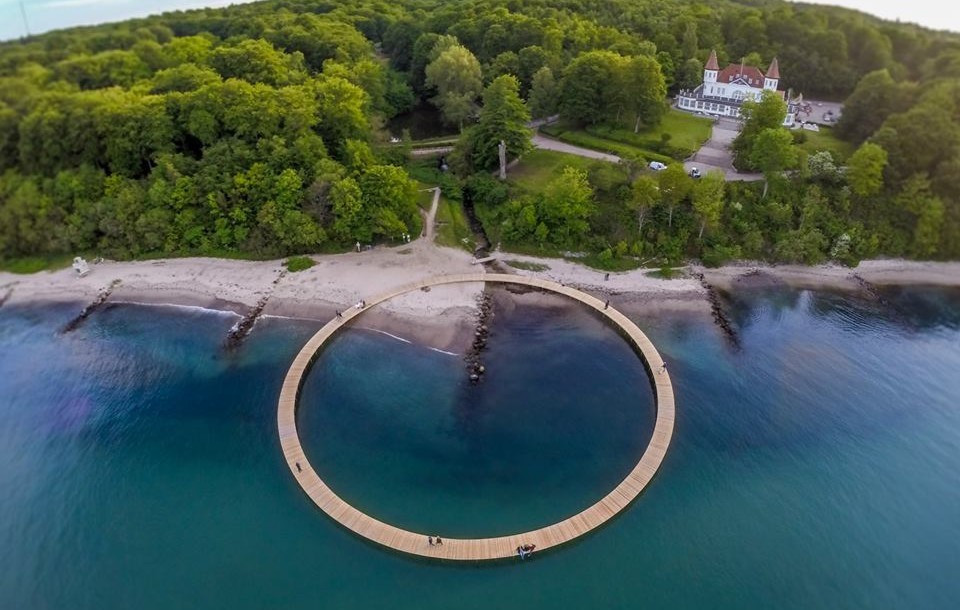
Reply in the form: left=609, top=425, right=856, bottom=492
left=677, top=50, right=798, bottom=126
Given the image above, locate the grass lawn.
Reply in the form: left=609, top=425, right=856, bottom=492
left=507, top=149, right=598, bottom=193
left=405, top=157, right=461, bottom=202
left=647, top=109, right=714, bottom=150
left=796, top=126, right=855, bottom=161
left=576, top=253, right=641, bottom=271
left=0, top=254, right=74, bottom=274
left=416, top=187, right=435, bottom=210
left=406, top=158, right=446, bottom=184
left=504, top=259, right=550, bottom=272
left=590, top=108, right=712, bottom=153
left=435, top=195, right=475, bottom=251
left=409, top=135, right=458, bottom=148
left=543, top=128, right=661, bottom=161
left=539, top=108, right=712, bottom=163
left=645, top=267, right=685, bottom=279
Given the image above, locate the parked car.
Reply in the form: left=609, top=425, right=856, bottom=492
left=649, top=161, right=667, bottom=171
left=688, top=167, right=701, bottom=178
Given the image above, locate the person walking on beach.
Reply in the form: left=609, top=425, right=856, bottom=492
left=296, top=462, right=302, bottom=473
left=355, top=241, right=361, bottom=252
left=428, top=536, right=434, bottom=546
left=660, top=362, right=667, bottom=374
left=335, top=310, right=342, bottom=319
left=435, top=536, right=443, bottom=546
left=605, top=273, right=610, bottom=281
left=604, top=299, right=609, bottom=310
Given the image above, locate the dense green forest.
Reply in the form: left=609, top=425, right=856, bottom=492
left=0, top=0, right=959, bottom=267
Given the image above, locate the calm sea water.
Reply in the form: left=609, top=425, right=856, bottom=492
left=0, top=286, right=958, bottom=608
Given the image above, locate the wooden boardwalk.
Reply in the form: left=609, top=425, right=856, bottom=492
left=277, top=273, right=675, bottom=561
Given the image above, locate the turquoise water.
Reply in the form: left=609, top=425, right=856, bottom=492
left=299, top=302, right=653, bottom=537
left=1, top=286, right=959, bottom=608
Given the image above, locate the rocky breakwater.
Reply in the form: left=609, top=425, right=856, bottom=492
left=61, top=279, right=121, bottom=333
left=691, top=270, right=740, bottom=349
left=464, top=292, right=493, bottom=384
left=224, top=269, right=287, bottom=350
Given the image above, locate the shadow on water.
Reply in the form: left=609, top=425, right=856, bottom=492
left=874, top=285, right=960, bottom=330
left=386, top=103, right=459, bottom=140
left=725, top=284, right=960, bottom=336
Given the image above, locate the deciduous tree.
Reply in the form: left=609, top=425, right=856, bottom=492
left=462, top=75, right=532, bottom=171
left=657, top=163, right=692, bottom=228
left=846, top=142, right=888, bottom=197
left=691, top=170, right=725, bottom=239
left=425, top=44, right=483, bottom=129
left=537, top=167, right=594, bottom=246
left=732, top=90, right=787, bottom=170
left=751, top=128, right=797, bottom=197
left=629, top=174, right=658, bottom=236
left=527, top=67, right=559, bottom=119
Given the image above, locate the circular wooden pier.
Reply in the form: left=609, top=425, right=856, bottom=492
left=277, top=273, right=675, bottom=561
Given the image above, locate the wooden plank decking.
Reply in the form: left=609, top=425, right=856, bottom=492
left=277, top=273, right=675, bottom=561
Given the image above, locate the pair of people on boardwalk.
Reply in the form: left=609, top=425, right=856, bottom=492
left=428, top=535, right=443, bottom=547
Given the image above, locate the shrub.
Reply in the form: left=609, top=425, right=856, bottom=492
left=285, top=255, right=316, bottom=272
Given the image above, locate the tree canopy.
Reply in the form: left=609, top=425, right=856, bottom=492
left=1, top=0, right=959, bottom=265
left=460, top=75, right=532, bottom=172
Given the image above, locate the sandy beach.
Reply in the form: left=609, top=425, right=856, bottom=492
left=2, top=237, right=958, bottom=350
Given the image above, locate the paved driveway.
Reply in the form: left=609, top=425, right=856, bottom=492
left=684, top=117, right=762, bottom=181
left=411, top=135, right=623, bottom=164
left=691, top=117, right=738, bottom=169
left=531, top=134, right=622, bottom=163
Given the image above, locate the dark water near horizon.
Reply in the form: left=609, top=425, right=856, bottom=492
left=1, top=286, right=959, bottom=608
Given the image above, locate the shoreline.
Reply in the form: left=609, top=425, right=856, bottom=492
left=699, top=259, right=960, bottom=293
left=3, top=251, right=958, bottom=349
